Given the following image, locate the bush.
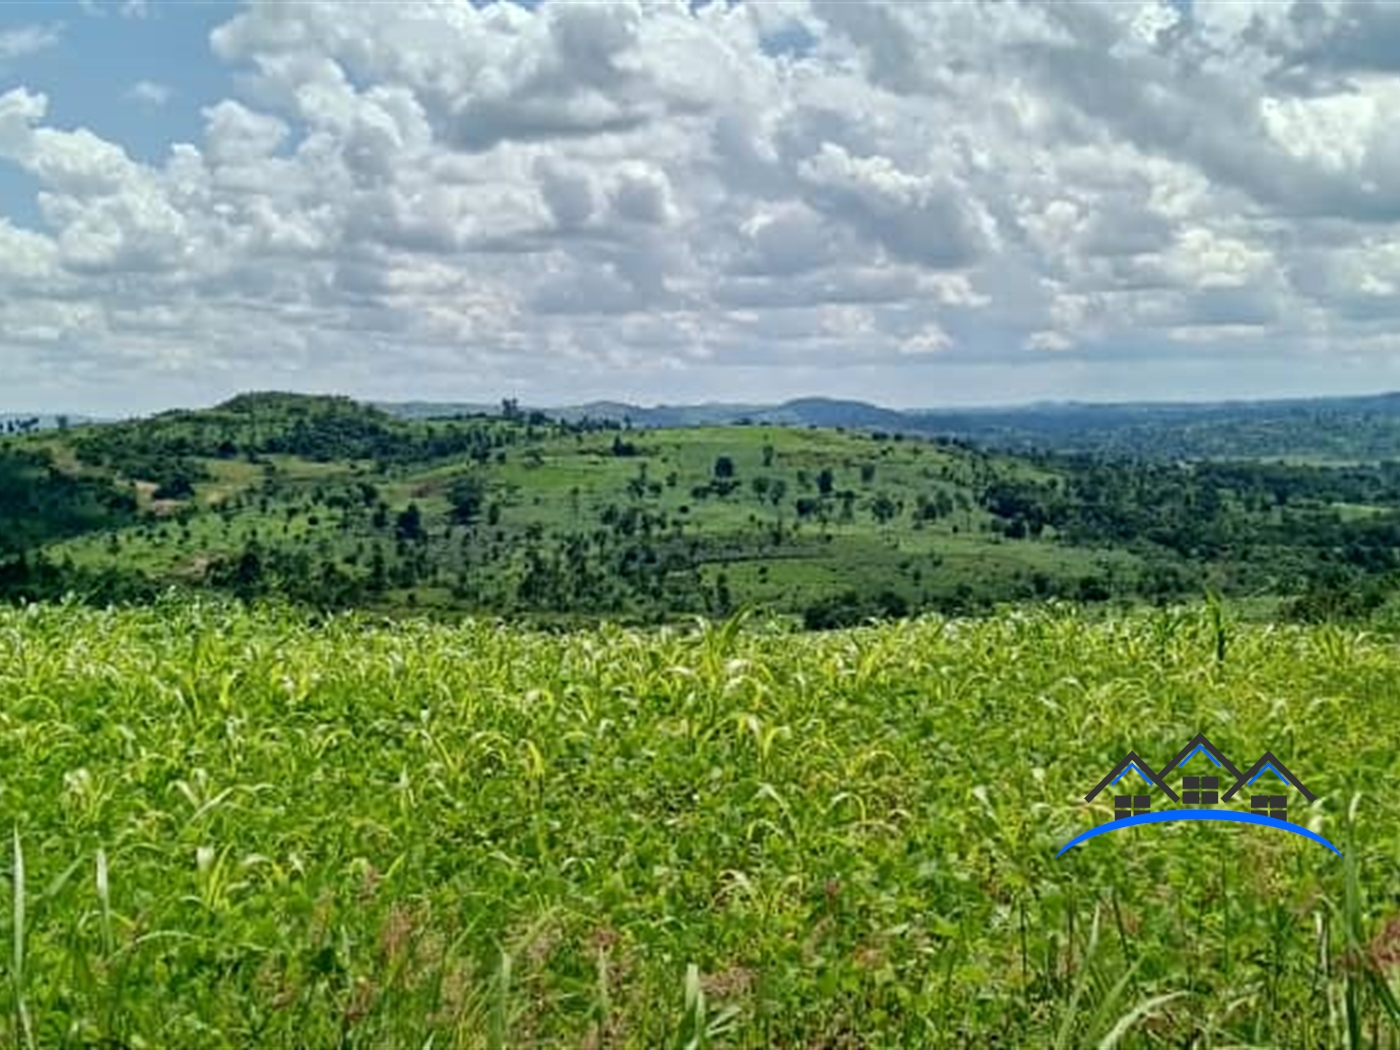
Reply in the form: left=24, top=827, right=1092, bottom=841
left=802, top=588, right=908, bottom=630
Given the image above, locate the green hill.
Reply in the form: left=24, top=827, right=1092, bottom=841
left=6, top=391, right=1400, bottom=626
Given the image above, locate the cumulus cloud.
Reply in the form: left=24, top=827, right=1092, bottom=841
left=9, top=0, right=1400, bottom=410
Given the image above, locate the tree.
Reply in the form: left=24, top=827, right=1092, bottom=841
left=802, top=588, right=907, bottom=630
left=712, top=572, right=732, bottom=616
left=817, top=468, right=834, bottom=496
left=152, top=473, right=196, bottom=501
left=871, top=492, right=898, bottom=525
left=448, top=475, right=487, bottom=526
left=223, top=541, right=264, bottom=599
left=395, top=503, right=426, bottom=542
left=367, top=543, right=387, bottom=593
left=713, top=455, right=735, bottom=479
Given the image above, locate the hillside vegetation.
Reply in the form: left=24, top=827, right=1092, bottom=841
left=5, top=392, right=1400, bottom=626
left=0, top=599, right=1396, bottom=1046
left=379, top=391, right=1400, bottom=463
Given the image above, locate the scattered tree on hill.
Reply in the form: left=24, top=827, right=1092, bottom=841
left=870, top=493, right=899, bottom=526
left=803, top=588, right=908, bottom=630
left=768, top=478, right=788, bottom=512
left=395, top=503, right=426, bottom=542
left=448, top=475, right=487, bottom=526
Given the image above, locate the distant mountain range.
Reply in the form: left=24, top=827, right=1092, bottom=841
left=374, top=391, right=1400, bottom=461
left=13, top=389, right=1400, bottom=460
left=373, top=395, right=1034, bottom=429
left=375, top=392, right=1400, bottom=428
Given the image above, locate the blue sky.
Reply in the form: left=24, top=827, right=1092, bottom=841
left=0, top=2, right=236, bottom=222
left=6, top=0, right=1400, bottom=417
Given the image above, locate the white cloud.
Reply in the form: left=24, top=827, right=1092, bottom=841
left=0, top=23, right=62, bottom=61
left=900, top=324, right=954, bottom=356
left=11, top=0, right=1400, bottom=410
left=127, top=80, right=172, bottom=108
left=77, top=0, right=149, bottom=19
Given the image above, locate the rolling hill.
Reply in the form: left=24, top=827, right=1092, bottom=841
left=3, top=391, right=1400, bottom=626
left=375, top=390, right=1400, bottom=463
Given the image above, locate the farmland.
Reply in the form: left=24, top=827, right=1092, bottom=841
left=11, top=392, right=1400, bottom=629
left=2, top=597, right=1399, bottom=1047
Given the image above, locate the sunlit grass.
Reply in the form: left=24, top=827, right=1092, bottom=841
left=0, top=596, right=1399, bottom=1046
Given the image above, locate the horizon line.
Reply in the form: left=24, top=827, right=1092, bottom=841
left=10, top=386, right=1400, bottom=423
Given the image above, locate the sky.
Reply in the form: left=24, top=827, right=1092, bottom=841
left=8, top=1, right=1400, bottom=416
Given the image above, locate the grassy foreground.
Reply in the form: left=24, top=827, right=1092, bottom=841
left=2, top=598, right=1400, bottom=1047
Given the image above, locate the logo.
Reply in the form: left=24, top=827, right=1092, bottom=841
left=1058, top=732, right=1341, bottom=857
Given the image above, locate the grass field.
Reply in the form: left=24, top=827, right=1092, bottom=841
left=2, top=597, right=1400, bottom=1047
left=18, top=398, right=1400, bottom=628
left=28, top=418, right=1144, bottom=621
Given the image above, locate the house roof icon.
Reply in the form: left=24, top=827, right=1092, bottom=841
left=1222, top=751, right=1316, bottom=803
left=1083, top=732, right=1316, bottom=808
left=1084, top=751, right=1181, bottom=804
left=1157, top=731, right=1243, bottom=783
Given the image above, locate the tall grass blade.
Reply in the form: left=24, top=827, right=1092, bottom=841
left=1096, top=991, right=1187, bottom=1050
left=12, top=828, right=33, bottom=1050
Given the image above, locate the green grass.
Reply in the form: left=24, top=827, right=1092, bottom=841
left=34, top=422, right=1134, bottom=621
left=22, top=403, right=1400, bottom=625
left=1, top=597, right=1400, bottom=1046
left=1334, top=503, right=1390, bottom=523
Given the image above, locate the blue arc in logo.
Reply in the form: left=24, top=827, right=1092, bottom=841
left=1057, top=809, right=1342, bottom=857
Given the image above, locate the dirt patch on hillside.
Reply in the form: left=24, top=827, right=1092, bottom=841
left=176, top=555, right=215, bottom=580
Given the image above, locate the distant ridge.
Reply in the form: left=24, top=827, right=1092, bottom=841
left=21, top=387, right=1400, bottom=461
left=370, top=388, right=1400, bottom=461
left=377, top=396, right=921, bottom=429
left=376, top=390, right=1400, bottom=427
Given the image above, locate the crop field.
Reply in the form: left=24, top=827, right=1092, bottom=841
left=2, top=598, right=1400, bottom=1047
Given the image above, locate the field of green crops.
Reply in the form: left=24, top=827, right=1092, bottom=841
left=3, top=596, right=1400, bottom=1048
